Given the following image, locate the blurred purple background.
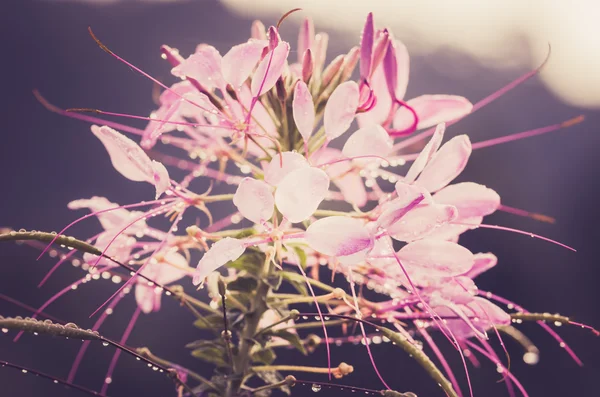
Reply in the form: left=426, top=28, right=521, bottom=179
left=1, top=1, right=599, bottom=396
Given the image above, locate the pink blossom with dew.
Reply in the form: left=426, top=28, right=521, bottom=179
left=6, top=10, right=595, bottom=397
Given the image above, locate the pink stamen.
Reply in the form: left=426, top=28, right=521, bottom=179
left=295, top=262, right=333, bottom=379
left=454, top=222, right=576, bottom=252
left=68, top=293, right=126, bottom=383
left=37, top=198, right=176, bottom=260
left=392, top=48, right=552, bottom=152
left=34, top=90, right=144, bottom=136
left=481, top=291, right=584, bottom=366
left=100, top=307, right=142, bottom=395
left=417, top=325, right=463, bottom=397
left=347, top=271, right=391, bottom=389
left=88, top=28, right=214, bottom=114
left=465, top=340, right=529, bottom=397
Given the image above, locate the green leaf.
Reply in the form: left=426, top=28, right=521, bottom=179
left=255, top=371, right=291, bottom=395
left=251, top=348, right=276, bottom=365
left=265, top=274, right=283, bottom=290
left=193, top=314, right=224, bottom=330
left=226, top=250, right=265, bottom=275
left=287, top=244, right=308, bottom=269
left=280, top=271, right=308, bottom=296
left=227, top=277, right=258, bottom=292
left=185, top=339, right=222, bottom=349
left=270, top=330, right=307, bottom=355
left=191, top=345, right=228, bottom=367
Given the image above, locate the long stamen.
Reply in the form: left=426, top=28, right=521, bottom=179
left=100, top=307, right=142, bottom=395
left=34, top=90, right=145, bottom=136
left=455, top=222, right=576, bottom=252
left=88, top=27, right=214, bottom=114
left=393, top=47, right=552, bottom=152
left=37, top=198, right=176, bottom=259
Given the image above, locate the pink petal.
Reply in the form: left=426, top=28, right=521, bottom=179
left=382, top=40, right=398, bottom=99
left=356, top=65, right=392, bottom=127
left=156, top=252, right=191, bottom=284
left=92, top=125, right=171, bottom=198
left=386, top=203, right=458, bottom=242
left=251, top=42, right=290, bottom=97
left=433, top=182, right=500, bottom=218
left=233, top=178, right=275, bottom=224
left=342, top=124, right=393, bottom=160
left=391, top=39, right=410, bottom=101
left=135, top=284, right=157, bottom=314
left=423, top=216, right=482, bottom=242
left=313, top=148, right=367, bottom=207
left=275, top=167, right=330, bottom=223
left=171, top=46, right=223, bottom=90
left=292, top=81, right=315, bottom=142
left=360, top=12, right=374, bottom=80
left=398, top=239, right=474, bottom=278
left=151, top=160, right=170, bottom=199
left=306, top=216, right=373, bottom=257
left=376, top=183, right=426, bottom=230
left=324, top=81, right=360, bottom=140
left=297, top=17, right=314, bottom=63
left=404, top=123, right=445, bottom=184
left=415, top=135, right=472, bottom=193
left=463, top=253, right=498, bottom=279
left=264, top=152, right=309, bottom=186
left=83, top=232, right=135, bottom=267
left=222, top=39, right=267, bottom=88
left=394, top=95, right=473, bottom=131
left=68, top=197, right=142, bottom=233
left=193, top=238, right=246, bottom=285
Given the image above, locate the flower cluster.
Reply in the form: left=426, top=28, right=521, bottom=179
left=5, top=10, right=595, bottom=397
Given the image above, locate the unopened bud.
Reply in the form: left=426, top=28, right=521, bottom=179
left=332, top=288, right=346, bottom=300
left=217, top=277, right=227, bottom=297
left=339, top=46, right=360, bottom=83
left=284, top=375, right=297, bottom=387
left=321, top=54, right=345, bottom=88
left=302, top=49, right=314, bottom=83
left=268, top=26, right=281, bottom=50
left=276, top=78, right=287, bottom=101
left=251, top=20, right=267, bottom=40
left=289, top=309, right=300, bottom=320
left=371, top=29, right=391, bottom=77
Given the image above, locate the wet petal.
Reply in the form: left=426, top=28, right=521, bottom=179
left=83, top=232, right=135, bottom=267
left=356, top=65, right=392, bottom=127
left=156, top=251, right=192, bottom=285
left=376, top=183, right=426, bottom=230
left=297, top=18, right=314, bottom=63
left=292, top=81, right=315, bottom=142
left=387, top=203, right=458, bottom=242
left=342, top=124, right=393, bottom=160
left=391, top=39, right=410, bottom=101
left=264, top=152, right=309, bottom=186
left=151, top=160, right=170, bottom=199
left=233, top=178, right=275, bottom=224
left=92, top=125, right=171, bottom=198
left=222, top=39, right=267, bottom=88
left=275, top=167, right=330, bottom=223
left=171, top=45, right=223, bottom=90
left=324, top=81, right=360, bottom=140
left=433, top=182, right=500, bottom=218
left=463, top=252, right=498, bottom=279
left=335, top=172, right=368, bottom=208
left=306, top=216, right=373, bottom=257
left=398, top=239, right=474, bottom=278
left=193, top=238, right=246, bottom=285
left=394, top=95, right=473, bottom=131
left=251, top=42, right=290, bottom=97
left=360, top=12, right=374, bottom=80
left=415, top=135, right=472, bottom=193
left=423, top=216, right=482, bottom=242
left=404, top=123, right=445, bottom=184
left=135, top=284, right=157, bottom=314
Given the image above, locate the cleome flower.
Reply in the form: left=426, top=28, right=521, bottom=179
left=6, top=9, right=594, bottom=397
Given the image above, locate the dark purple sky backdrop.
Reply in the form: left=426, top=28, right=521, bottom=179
left=1, top=1, right=599, bottom=397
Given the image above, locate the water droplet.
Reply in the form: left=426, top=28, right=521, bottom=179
left=102, top=342, right=109, bottom=347
left=105, top=377, right=112, bottom=384
left=311, top=384, right=321, bottom=392
left=559, top=342, right=566, bottom=348
left=18, top=228, right=26, bottom=233
left=22, top=369, right=28, bottom=374
left=1, top=328, right=8, bottom=333
left=554, top=321, right=562, bottom=327
left=53, top=380, right=59, bottom=384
